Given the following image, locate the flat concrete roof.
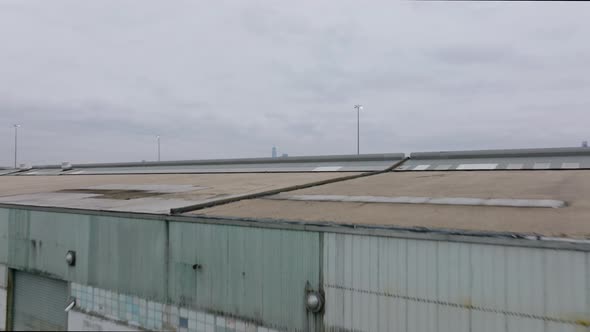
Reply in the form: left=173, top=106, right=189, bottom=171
left=0, top=173, right=355, bottom=214
left=3, top=164, right=590, bottom=239
left=195, top=170, right=590, bottom=238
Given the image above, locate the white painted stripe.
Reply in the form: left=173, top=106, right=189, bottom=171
left=268, top=194, right=566, bottom=208
left=413, top=164, right=430, bottom=171
left=456, top=163, right=498, bottom=170
left=312, top=166, right=343, bottom=172
left=25, top=171, right=39, bottom=175
left=506, top=163, right=524, bottom=170
left=70, top=171, right=84, bottom=175
left=533, top=163, right=551, bottom=169
left=562, top=162, right=580, bottom=169
left=434, top=164, right=452, bottom=170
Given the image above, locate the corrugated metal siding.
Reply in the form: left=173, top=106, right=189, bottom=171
left=0, top=210, right=7, bottom=264
left=168, top=222, right=320, bottom=331
left=12, top=271, right=68, bottom=331
left=3, top=206, right=590, bottom=331
left=1, top=209, right=91, bottom=284
left=0, top=208, right=322, bottom=330
left=323, top=233, right=590, bottom=332
left=0, top=288, right=6, bottom=331
left=0, top=209, right=168, bottom=302
left=86, top=214, right=167, bottom=300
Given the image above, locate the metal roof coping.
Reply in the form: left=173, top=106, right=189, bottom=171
left=410, top=147, right=590, bottom=160
left=31, top=153, right=405, bottom=169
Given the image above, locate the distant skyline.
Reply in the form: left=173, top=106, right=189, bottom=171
left=1, top=1, right=590, bottom=165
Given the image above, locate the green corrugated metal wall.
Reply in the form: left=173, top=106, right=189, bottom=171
left=0, top=209, right=167, bottom=301
left=0, top=208, right=320, bottom=331
left=168, top=222, right=319, bottom=330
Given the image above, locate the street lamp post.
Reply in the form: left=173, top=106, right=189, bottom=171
left=13, top=124, right=21, bottom=169
left=157, top=136, right=161, bottom=162
left=354, top=105, right=363, bottom=155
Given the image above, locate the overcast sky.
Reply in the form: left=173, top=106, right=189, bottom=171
left=1, top=1, right=590, bottom=165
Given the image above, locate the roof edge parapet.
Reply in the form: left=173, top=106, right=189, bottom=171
left=31, top=153, right=405, bottom=169
left=410, top=147, right=590, bottom=160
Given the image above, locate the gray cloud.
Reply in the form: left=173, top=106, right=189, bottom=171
left=1, top=1, right=590, bottom=166
left=428, top=44, right=531, bottom=67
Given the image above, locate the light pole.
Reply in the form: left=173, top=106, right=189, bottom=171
left=157, top=136, right=161, bottom=162
left=354, top=105, right=362, bottom=155
left=13, top=124, right=21, bottom=168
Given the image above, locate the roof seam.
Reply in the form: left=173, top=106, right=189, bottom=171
left=168, top=157, right=409, bottom=215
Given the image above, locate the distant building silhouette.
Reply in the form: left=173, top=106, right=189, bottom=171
left=272, top=146, right=277, bottom=158
left=583, top=141, right=588, bottom=148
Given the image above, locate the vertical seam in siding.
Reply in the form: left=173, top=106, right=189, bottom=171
left=322, top=232, right=328, bottom=331
left=225, top=227, right=230, bottom=319
left=340, top=234, right=345, bottom=330
left=318, top=232, right=324, bottom=332
left=5, top=269, right=14, bottom=330
left=319, top=232, right=324, bottom=291
left=435, top=241, right=440, bottom=332
left=587, top=252, right=590, bottom=332
left=405, top=239, right=409, bottom=332
left=542, top=250, right=547, bottom=332
left=503, top=246, right=508, bottom=332
left=468, top=244, right=473, bottom=332
left=164, top=219, right=169, bottom=306
left=376, top=236, right=380, bottom=332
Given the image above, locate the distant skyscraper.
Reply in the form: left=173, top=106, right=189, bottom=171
left=272, top=146, right=277, bottom=158
left=583, top=141, right=588, bottom=148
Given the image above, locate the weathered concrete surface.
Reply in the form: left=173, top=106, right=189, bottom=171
left=197, top=171, right=590, bottom=238
left=0, top=173, right=356, bottom=214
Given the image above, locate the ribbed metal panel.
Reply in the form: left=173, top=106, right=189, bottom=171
left=0, top=209, right=7, bottom=265
left=85, top=214, right=168, bottom=301
left=0, top=209, right=168, bottom=302
left=168, top=222, right=320, bottom=331
left=323, top=233, right=590, bottom=332
left=12, top=271, right=68, bottom=331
